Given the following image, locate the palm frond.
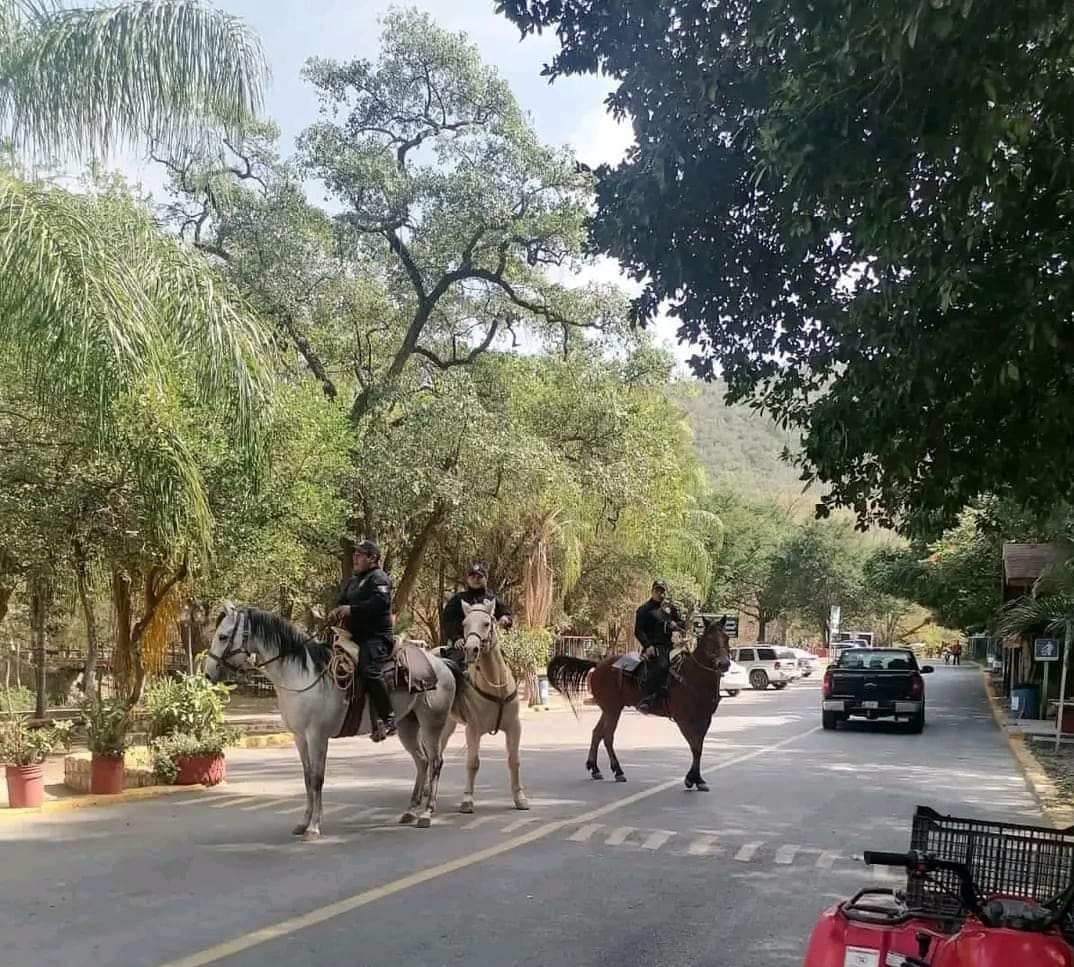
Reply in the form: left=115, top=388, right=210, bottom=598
left=0, top=172, right=273, bottom=446
left=998, top=594, right=1074, bottom=639
left=0, top=0, right=266, bottom=158
left=0, top=171, right=161, bottom=400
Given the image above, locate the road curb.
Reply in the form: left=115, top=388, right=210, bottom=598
left=982, top=673, right=1074, bottom=828
left=236, top=733, right=293, bottom=748
left=0, top=781, right=207, bottom=823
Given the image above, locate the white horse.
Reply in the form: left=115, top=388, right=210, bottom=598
left=206, top=604, right=462, bottom=838
left=442, top=600, right=529, bottom=813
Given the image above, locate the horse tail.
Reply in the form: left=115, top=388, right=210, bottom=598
left=547, top=654, right=597, bottom=718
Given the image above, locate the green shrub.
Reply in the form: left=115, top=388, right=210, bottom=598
left=499, top=626, right=554, bottom=678
left=0, top=717, right=72, bottom=766
left=83, top=698, right=131, bottom=758
left=143, top=672, right=232, bottom=740
left=0, top=687, right=35, bottom=713
left=150, top=728, right=240, bottom=784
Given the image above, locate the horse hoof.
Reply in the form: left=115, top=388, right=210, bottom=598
left=615, top=774, right=627, bottom=783
left=291, top=824, right=308, bottom=836
left=416, top=815, right=432, bottom=829
left=301, top=829, right=321, bottom=842
left=400, top=812, right=417, bottom=825
left=590, top=771, right=605, bottom=781
left=514, top=797, right=530, bottom=811
left=459, top=801, right=474, bottom=814
left=695, top=782, right=710, bottom=792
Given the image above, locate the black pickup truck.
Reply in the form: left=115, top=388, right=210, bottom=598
left=821, top=647, right=934, bottom=733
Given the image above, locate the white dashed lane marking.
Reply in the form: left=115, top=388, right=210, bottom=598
left=180, top=792, right=872, bottom=874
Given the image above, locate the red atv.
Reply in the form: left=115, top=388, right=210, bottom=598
left=803, top=806, right=1074, bottom=966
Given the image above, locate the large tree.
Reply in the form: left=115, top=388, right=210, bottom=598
left=499, top=0, right=1074, bottom=534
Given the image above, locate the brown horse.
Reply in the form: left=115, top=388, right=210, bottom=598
left=546, top=616, right=732, bottom=791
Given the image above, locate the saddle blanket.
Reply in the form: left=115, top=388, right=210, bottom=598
left=612, top=648, right=686, bottom=676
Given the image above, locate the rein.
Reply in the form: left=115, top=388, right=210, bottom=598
left=209, top=609, right=330, bottom=694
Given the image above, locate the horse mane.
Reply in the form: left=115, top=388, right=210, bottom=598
left=245, top=608, right=329, bottom=672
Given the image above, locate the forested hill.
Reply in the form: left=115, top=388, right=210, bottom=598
left=675, top=381, right=811, bottom=499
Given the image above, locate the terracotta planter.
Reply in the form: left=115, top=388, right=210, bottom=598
left=90, top=754, right=125, bottom=795
left=174, top=753, right=225, bottom=787
left=5, top=763, right=45, bottom=808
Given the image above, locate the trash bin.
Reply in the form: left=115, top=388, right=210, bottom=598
left=537, top=675, right=550, bottom=706
left=1012, top=685, right=1040, bottom=719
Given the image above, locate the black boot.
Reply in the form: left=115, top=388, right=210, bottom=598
left=366, top=676, right=396, bottom=742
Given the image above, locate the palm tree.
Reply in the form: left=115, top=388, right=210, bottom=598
left=1, top=0, right=265, bottom=157
left=0, top=0, right=270, bottom=432
left=0, top=1, right=271, bottom=710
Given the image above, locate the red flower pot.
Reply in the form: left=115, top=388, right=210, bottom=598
left=90, top=754, right=125, bottom=795
left=5, top=763, right=45, bottom=808
left=174, top=754, right=225, bottom=787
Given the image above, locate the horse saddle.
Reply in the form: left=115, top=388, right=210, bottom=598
left=613, top=649, right=686, bottom=680
left=331, top=634, right=439, bottom=740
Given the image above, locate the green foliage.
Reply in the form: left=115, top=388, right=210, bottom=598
left=499, top=0, right=1074, bottom=533
left=0, top=686, right=33, bottom=713
left=82, top=697, right=130, bottom=758
left=678, top=383, right=806, bottom=500
left=143, top=670, right=232, bottom=741
left=0, top=716, right=71, bottom=766
left=0, top=0, right=266, bottom=159
left=499, top=626, right=554, bottom=678
left=150, top=727, right=239, bottom=785
left=144, top=669, right=236, bottom=781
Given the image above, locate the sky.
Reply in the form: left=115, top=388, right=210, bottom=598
left=120, top=0, right=691, bottom=365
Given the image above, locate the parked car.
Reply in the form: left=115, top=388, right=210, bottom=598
left=790, top=647, right=822, bottom=678
left=821, top=647, right=934, bottom=733
left=720, top=659, right=749, bottom=697
left=730, top=645, right=798, bottom=690
left=778, top=648, right=803, bottom=681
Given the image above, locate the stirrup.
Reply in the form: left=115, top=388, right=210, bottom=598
left=371, top=717, right=396, bottom=743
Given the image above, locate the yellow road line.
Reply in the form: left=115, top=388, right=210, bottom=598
left=156, top=725, right=821, bottom=967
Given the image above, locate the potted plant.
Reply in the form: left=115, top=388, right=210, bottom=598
left=0, top=717, right=72, bottom=808
left=144, top=671, right=237, bottom=787
left=83, top=698, right=130, bottom=795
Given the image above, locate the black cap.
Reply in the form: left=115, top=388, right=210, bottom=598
left=468, top=562, right=488, bottom=576
left=354, top=539, right=381, bottom=560
left=652, top=578, right=668, bottom=591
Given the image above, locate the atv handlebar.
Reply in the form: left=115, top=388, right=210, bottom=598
left=864, top=849, right=980, bottom=914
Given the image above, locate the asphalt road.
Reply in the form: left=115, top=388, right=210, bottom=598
left=1, top=665, right=1041, bottom=967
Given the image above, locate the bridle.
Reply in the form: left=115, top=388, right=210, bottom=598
left=463, top=604, right=517, bottom=735
left=208, top=609, right=281, bottom=676
left=209, top=607, right=330, bottom=694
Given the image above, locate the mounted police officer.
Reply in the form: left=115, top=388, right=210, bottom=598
left=441, top=562, right=513, bottom=665
left=328, top=539, right=396, bottom=742
left=634, top=579, right=686, bottom=713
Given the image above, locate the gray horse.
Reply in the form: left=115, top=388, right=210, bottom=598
left=206, top=604, right=463, bottom=838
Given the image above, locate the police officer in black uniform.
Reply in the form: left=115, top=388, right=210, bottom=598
left=441, top=563, right=513, bottom=664
left=328, top=540, right=396, bottom=741
left=634, top=578, right=686, bottom=713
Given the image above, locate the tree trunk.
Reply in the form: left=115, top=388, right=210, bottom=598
left=74, top=549, right=100, bottom=703
left=112, top=567, right=134, bottom=696
left=340, top=537, right=355, bottom=584
left=757, top=613, right=767, bottom=642
left=0, top=583, right=13, bottom=626
left=30, top=577, right=49, bottom=718
left=394, top=504, right=446, bottom=615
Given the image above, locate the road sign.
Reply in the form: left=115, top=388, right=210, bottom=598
left=1035, top=638, right=1060, bottom=662
left=723, top=615, right=739, bottom=638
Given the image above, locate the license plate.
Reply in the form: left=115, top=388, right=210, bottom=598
left=862, top=701, right=879, bottom=710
